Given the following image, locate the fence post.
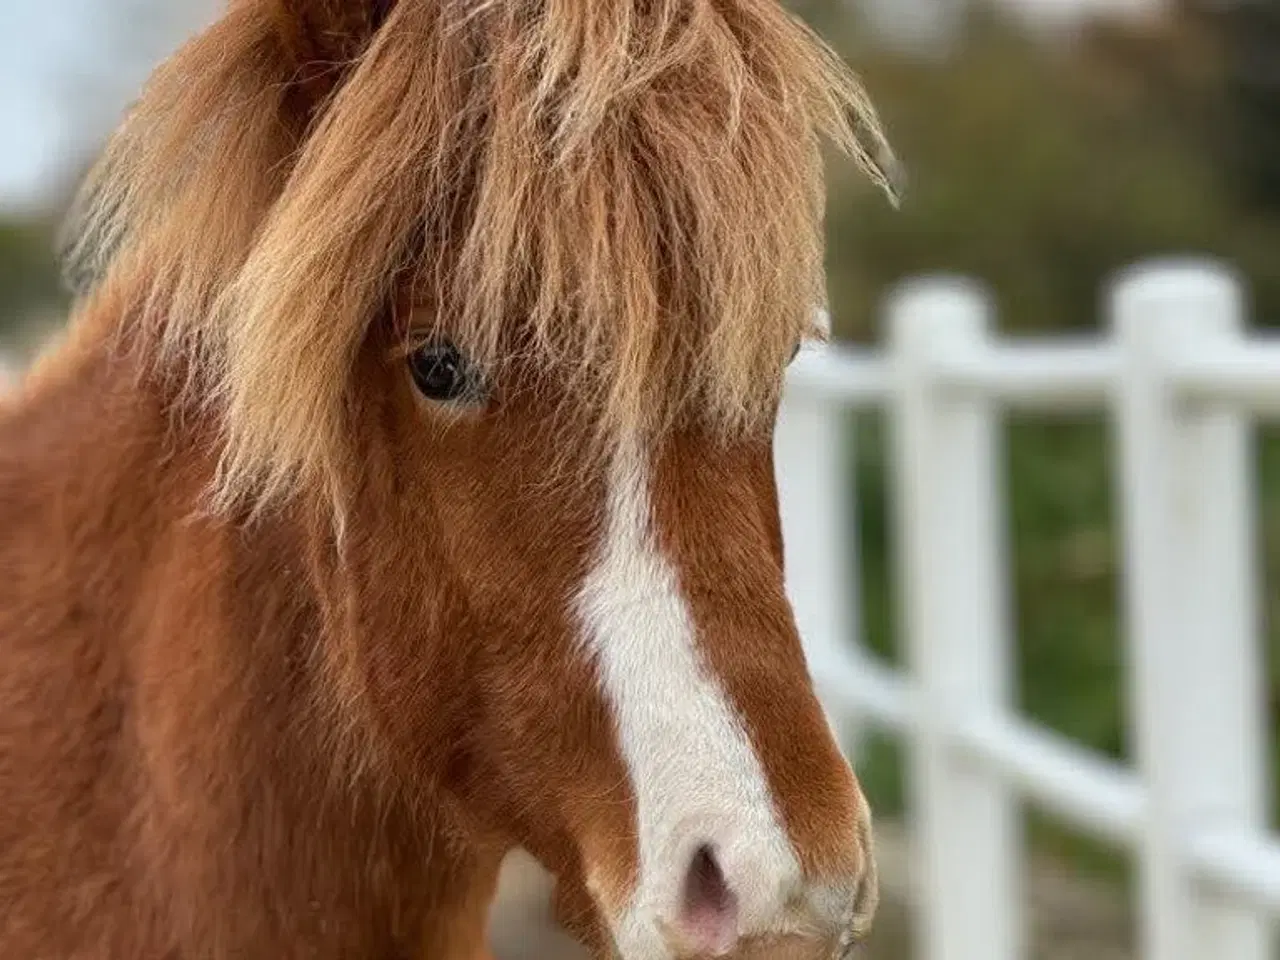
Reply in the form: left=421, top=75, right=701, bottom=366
left=776, top=346, right=865, bottom=750
left=1112, top=260, right=1270, bottom=960
left=888, top=277, right=1021, bottom=960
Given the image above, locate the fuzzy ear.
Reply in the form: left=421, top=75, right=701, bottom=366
left=58, top=0, right=401, bottom=306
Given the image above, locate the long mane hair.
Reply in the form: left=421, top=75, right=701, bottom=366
left=60, top=0, right=898, bottom=511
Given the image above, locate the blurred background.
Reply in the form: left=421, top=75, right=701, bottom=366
left=5, top=0, right=1280, bottom=957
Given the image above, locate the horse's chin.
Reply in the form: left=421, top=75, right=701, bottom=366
left=547, top=870, right=855, bottom=960
left=592, top=935, right=842, bottom=960
left=600, top=919, right=851, bottom=960
left=720, top=933, right=850, bottom=960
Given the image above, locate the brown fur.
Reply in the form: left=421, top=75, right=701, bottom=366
left=5, top=1, right=894, bottom=957
left=1, top=292, right=630, bottom=958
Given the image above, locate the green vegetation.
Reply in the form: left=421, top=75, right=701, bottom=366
left=1209, top=0, right=1280, bottom=214
left=822, top=8, right=1280, bottom=340
left=0, top=218, right=64, bottom=332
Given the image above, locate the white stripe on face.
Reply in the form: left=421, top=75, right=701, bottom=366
left=574, top=434, right=801, bottom=959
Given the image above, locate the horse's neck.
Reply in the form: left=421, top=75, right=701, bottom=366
left=0, top=308, right=331, bottom=783
left=0, top=310, right=512, bottom=957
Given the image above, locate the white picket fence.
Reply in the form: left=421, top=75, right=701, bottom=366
left=776, top=258, right=1280, bottom=960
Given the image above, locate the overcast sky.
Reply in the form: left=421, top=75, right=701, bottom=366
left=0, top=0, right=1166, bottom=216
left=0, top=0, right=218, bottom=213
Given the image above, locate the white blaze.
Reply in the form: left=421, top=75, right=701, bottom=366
left=575, top=435, right=800, bottom=959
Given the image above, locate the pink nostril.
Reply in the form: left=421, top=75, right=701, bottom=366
left=678, top=844, right=739, bottom=956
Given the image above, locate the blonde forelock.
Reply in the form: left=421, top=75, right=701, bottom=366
left=61, top=0, right=898, bottom=513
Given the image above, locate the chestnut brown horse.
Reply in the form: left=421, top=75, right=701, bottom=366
left=0, top=0, right=898, bottom=957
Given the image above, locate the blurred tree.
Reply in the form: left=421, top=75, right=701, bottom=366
left=1203, top=0, right=1280, bottom=212
left=818, top=6, right=1280, bottom=341
left=0, top=219, right=62, bottom=333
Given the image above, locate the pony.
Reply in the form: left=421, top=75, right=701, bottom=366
left=0, top=0, right=899, bottom=957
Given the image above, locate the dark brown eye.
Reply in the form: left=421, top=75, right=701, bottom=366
left=408, top=341, right=482, bottom=404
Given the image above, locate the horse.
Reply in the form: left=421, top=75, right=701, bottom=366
left=0, top=0, right=899, bottom=957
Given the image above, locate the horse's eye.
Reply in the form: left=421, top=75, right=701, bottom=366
left=408, top=342, right=480, bottom=404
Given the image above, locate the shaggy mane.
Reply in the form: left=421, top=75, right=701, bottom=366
left=61, top=0, right=898, bottom=510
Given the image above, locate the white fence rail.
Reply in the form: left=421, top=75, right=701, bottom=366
left=776, top=258, right=1279, bottom=960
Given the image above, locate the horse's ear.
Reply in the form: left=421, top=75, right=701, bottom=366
left=268, top=0, right=397, bottom=94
